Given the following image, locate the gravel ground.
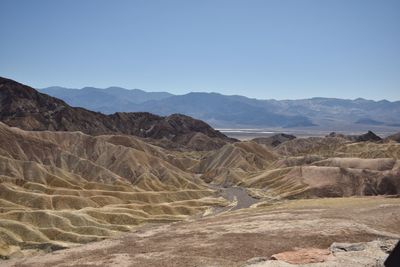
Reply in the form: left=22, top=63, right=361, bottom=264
left=4, top=196, right=400, bottom=267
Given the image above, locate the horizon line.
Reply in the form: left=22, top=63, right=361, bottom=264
left=39, top=85, right=399, bottom=103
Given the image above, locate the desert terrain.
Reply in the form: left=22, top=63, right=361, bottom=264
left=0, top=77, right=399, bottom=266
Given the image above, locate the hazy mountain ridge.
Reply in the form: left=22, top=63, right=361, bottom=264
left=0, top=77, right=233, bottom=151
left=40, top=86, right=400, bottom=129
left=40, top=86, right=173, bottom=114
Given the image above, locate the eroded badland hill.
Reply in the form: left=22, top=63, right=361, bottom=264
left=0, top=78, right=399, bottom=266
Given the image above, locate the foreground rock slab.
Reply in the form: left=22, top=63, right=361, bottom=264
left=245, top=239, right=398, bottom=266
left=270, top=248, right=334, bottom=264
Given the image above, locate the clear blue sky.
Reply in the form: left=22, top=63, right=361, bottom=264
left=1, top=0, right=399, bottom=100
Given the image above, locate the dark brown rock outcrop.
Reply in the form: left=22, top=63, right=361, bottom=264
left=326, top=131, right=382, bottom=142
left=0, top=77, right=234, bottom=150
left=252, top=133, right=296, bottom=147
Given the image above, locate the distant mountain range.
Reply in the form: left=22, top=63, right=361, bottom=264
left=41, top=86, right=173, bottom=113
left=0, top=77, right=233, bottom=151
left=40, top=86, right=400, bottom=130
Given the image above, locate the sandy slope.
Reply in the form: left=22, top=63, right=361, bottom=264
left=4, top=197, right=399, bottom=267
left=0, top=121, right=400, bottom=264
left=0, top=123, right=228, bottom=257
